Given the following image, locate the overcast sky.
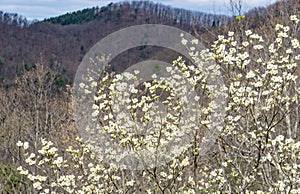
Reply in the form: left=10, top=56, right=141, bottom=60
left=0, top=0, right=278, bottom=20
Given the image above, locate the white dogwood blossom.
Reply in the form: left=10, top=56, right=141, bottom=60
left=17, top=16, right=300, bottom=193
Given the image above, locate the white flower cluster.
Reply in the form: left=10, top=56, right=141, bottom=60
left=17, top=15, right=300, bottom=193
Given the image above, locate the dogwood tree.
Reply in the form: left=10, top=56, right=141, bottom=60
left=17, top=15, right=300, bottom=193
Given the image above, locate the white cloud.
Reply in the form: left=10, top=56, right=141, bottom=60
left=0, top=0, right=112, bottom=20
left=0, top=0, right=277, bottom=20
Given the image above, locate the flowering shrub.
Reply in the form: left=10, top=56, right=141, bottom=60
left=17, top=15, right=300, bottom=193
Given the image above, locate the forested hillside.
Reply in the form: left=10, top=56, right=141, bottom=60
left=0, top=1, right=229, bottom=84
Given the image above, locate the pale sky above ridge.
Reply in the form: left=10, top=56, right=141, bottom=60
left=0, top=0, right=278, bottom=21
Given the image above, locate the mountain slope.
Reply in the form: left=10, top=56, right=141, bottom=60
left=0, top=1, right=230, bottom=83
left=1, top=0, right=299, bottom=84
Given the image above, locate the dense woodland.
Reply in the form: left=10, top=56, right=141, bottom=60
left=1, top=0, right=300, bottom=193
left=0, top=0, right=298, bottom=84
left=0, top=1, right=230, bottom=84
